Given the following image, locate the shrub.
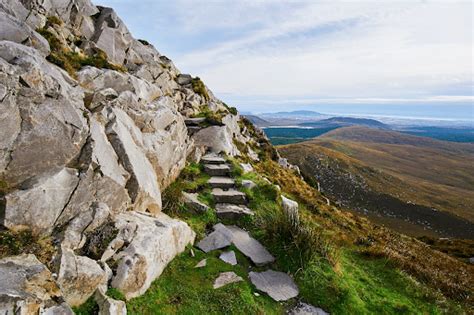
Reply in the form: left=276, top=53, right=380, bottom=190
left=191, top=77, right=209, bottom=101
left=0, top=229, right=54, bottom=267
left=46, top=15, right=63, bottom=26
left=162, top=180, right=187, bottom=216
left=138, top=39, right=150, bottom=46
left=106, top=288, right=126, bottom=301
left=229, top=107, right=238, bottom=115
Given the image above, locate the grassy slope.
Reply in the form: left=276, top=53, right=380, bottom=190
left=279, top=126, right=474, bottom=223
left=120, top=160, right=468, bottom=314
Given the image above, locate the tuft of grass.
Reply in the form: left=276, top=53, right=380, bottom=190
left=229, top=106, right=238, bottom=115
left=46, top=15, right=63, bottom=26
left=72, top=296, right=98, bottom=315
left=191, top=77, right=209, bottom=100
left=193, top=105, right=226, bottom=126
left=106, top=288, right=126, bottom=301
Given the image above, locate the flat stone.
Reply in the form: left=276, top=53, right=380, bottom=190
left=212, top=188, right=247, bottom=205
left=219, top=251, right=238, bottom=265
left=218, top=225, right=274, bottom=265
left=208, top=176, right=235, bottom=189
left=182, top=192, right=209, bottom=213
left=204, top=164, right=231, bottom=176
left=249, top=270, right=299, bottom=301
left=241, top=179, right=257, bottom=190
left=202, top=155, right=226, bottom=165
left=213, top=272, right=243, bottom=289
left=185, top=117, right=206, bottom=126
left=196, top=226, right=232, bottom=253
left=177, top=74, right=193, bottom=85
left=288, top=302, right=329, bottom=315
left=215, top=204, right=254, bottom=220
left=240, top=163, right=254, bottom=173
left=194, top=259, right=207, bottom=268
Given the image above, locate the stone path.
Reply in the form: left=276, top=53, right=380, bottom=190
left=249, top=270, right=299, bottom=301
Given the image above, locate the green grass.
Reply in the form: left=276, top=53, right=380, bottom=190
left=191, top=77, right=210, bottom=101
left=127, top=246, right=284, bottom=315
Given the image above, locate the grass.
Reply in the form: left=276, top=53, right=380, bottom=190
left=193, top=105, right=226, bottom=126
left=191, top=77, right=210, bottom=101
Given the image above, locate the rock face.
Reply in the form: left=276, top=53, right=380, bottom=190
left=0, top=0, right=256, bottom=310
left=111, top=212, right=195, bottom=299
left=0, top=254, right=72, bottom=314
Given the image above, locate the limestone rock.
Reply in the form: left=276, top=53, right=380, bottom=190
left=281, top=195, right=299, bottom=224
left=201, top=154, right=226, bottom=165
left=249, top=270, right=299, bottom=301
left=219, top=251, right=238, bottom=265
left=240, top=163, right=254, bottom=173
left=196, top=226, right=232, bottom=253
left=215, top=203, right=254, bottom=220
left=212, top=188, right=247, bottom=205
left=194, top=259, right=207, bottom=268
left=213, top=272, right=243, bottom=289
left=204, top=164, right=230, bottom=176
left=223, top=225, right=274, bottom=265
left=111, top=212, right=195, bottom=299
left=241, top=179, right=256, bottom=190
left=288, top=302, right=329, bottom=315
left=193, top=126, right=240, bottom=156
left=0, top=254, right=69, bottom=314
left=208, top=176, right=235, bottom=189
left=3, top=168, right=79, bottom=235
left=94, top=289, right=127, bottom=315
left=176, top=74, right=192, bottom=85
left=57, top=248, right=107, bottom=306
left=182, top=192, right=209, bottom=213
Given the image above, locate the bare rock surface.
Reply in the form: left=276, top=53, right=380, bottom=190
left=0, top=254, right=71, bottom=314
left=215, top=203, right=254, bottom=220
left=281, top=195, right=299, bottom=224
left=193, top=126, right=240, bottom=156
left=223, top=225, right=274, bottom=265
left=241, top=179, right=256, bottom=190
left=288, top=302, right=329, bottom=315
left=249, top=270, right=299, bottom=301
left=111, top=212, right=195, bottom=299
left=194, top=259, right=207, bottom=268
left=196, top=225, right=232, bottom=253
left=208, top=176, right=235, bottom=189
left=240, top=163, right=254, bottom=173
left=201, top=154, right=226, bottom=165
left=212, top=188, right=247, bottom=205
left=204, top=164, right=231, bottom=176
left=182, top=192, right=209, bottom=213
left=219, top=251, right=238, bottom=265
left=95, top=289, right=127, bottom=315
left=213, top=272, right=243, bottom=289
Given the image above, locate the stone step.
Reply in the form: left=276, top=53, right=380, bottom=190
left=249, top=270, right=299, bottom=301
left=208, top=176, right=235, bottom=189
left=215, top=203, right=254, bottom=220
left=201, top=155, right=226, bottom=165
left=184, top=117, right=206, bottom=126
left=186, top=126, right=202, bottom=136
left=212, top=188, right=247, bottom=205
left=204, top=164, right=230, bottom=176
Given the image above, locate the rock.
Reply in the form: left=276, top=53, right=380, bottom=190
left=212, top=188, right=247, bottom=205
left=0, top=254, right=69, bottom=314
left=194, top=259, right=207, bottom=268
left=201, top=154, right=226, bottom=165
left=204, top=164, right=231, bottom=176
left=213, top=272, right=243, bottom=289
left=94, top=289, right=127, bottom=315
left=288, top=302, right=329, bottom=315
left=111, top=212, right=195, bottom=299
left=215, top=203, right=254, bottom=220
left=240, top=163, right=254, bottom=173
left=278, top=157, right=291, bottom=168
left=196, top=225, right=232, bottom=253
left=57, top=248, right=107, bottom=306
left=182, top=192, right=209, bottom=213
left=249, top=270, right=299, bottom=301
left=176, top=74, right=192, bottom=85
left=222, top=225, right=275, bottom=265
left=219, top=251, right=238, bottom=265
left=3, top=168, right=79, bottom=235
left=208, top=176, right=235, bottom=189
left=193, top=126, right=240, bottom=156
left=469, top=257, right=474, bottom=264
left=281, top=196, right=299, bottom=224
left=241, top=179, right=256, bottom=190
left=184, top=117, right=206, bottom=126
left=106, top=107, right=162, bottom=215
left=43, top=303, right=75, bottom=315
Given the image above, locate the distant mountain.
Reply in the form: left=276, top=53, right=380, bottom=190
left=299, top=117, right=389, bottom=129
left=260, top=110, right=323, bottom=118
left=243, top=115, right=270, bottom=127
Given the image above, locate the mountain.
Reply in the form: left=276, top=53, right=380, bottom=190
left=243, top=114, right=270, bottom=127
left=260, top=110, right=323, bottom=118
left=279, top=126, right=474, bottom=240
left=0, top=1, right=472, bottom=314
left=299, top=117, right=389, bottom=129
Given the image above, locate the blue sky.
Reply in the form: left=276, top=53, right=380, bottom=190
left=95, top=0, right=473, bottom=116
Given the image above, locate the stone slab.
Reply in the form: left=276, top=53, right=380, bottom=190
left=219, top=251, right=238, bottom=265
left=208, top=176, right=235, bottom=189
left=212, top=188, right=247, bottom=205
left=215, top=203, right=254, bottom=220
left=204, top=164, right=231, bottom=176
left=249, top=270, right=299, bottom=301
left=213, top=272, right=243, bottom=289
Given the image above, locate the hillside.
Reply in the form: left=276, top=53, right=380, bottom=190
left=299, top=117, right=389, bottom=129
left=279, top=126, right=474, bottom=240
left=0, top=1, right=473, bottom=314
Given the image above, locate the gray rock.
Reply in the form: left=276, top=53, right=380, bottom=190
left=0, top=254, right=68, bottom=314
left=201, top=154, right=226, bottom=165
left=213, top=272, right=243, bottom=289
left=241, top=179, right=256, bottom=190
left=57, top=248, right=107, bottom=307
left=193, top=126, right=240, bottom=156
left=469, top=257, right=474, bottom=264
left=249, top=270, right=299, bottom=301
left=184, top=117, right=206, bottom=126
left=208, top=176, right=235, bottom=189
left=194, top=259, right=207, bottom=268
left=288, top=302, right=329, bottom=315
left=3, top=168, right=79, bottom=235
left=212, top=188, right=247, bottom=205
left=219, top=251, right=238, bottom=265
left=196, top=226, right=232, bottom=253
left=176, top=74, right=192, bottom=85
left=43, top=303, right=75, bottom=315
left=111, top=212, right=195, bottom=299
left=281, top=196, right=299, bottom=224
left=240, top=163, right=254, bottom=173
left=215, top=203, right=254, bottom=220
left=204, top=164, right=231, bottom=176
left=223, top=225, right=274, bottom=265
left=94, top=289, right=127, bottom=315
left=182, top=192, right=209, bottom=213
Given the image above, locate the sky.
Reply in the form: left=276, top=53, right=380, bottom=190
left=95, top=0, right=473, bottom=117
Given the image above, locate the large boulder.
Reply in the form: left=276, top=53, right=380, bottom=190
left=0, top=254, right=72, bottom=314
left=111, top=212, right=195, bottom=299
left=193, top=125, right=240, bottom=156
